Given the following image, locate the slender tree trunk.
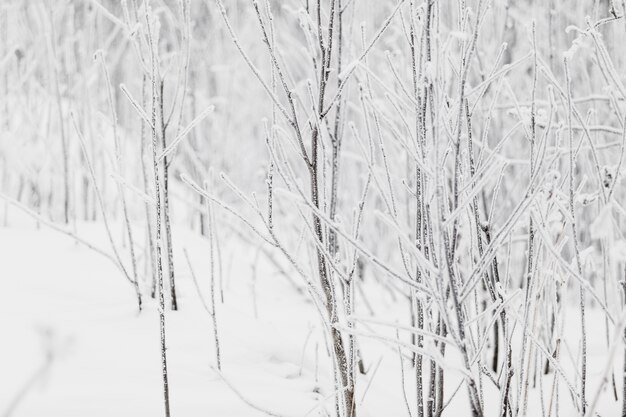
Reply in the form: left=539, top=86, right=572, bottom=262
left=622, top=276, right=626, bottom=417
left=141, top=74, right=157, bottom=298
left=159, top=81, right=178, bottom=311
left=146, top=9, right=171, bottom=415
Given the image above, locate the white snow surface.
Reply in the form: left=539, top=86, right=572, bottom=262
left=0, top=214, right=622, bottom=416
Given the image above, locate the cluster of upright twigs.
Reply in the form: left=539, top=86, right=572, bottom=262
left=182, top=1, right=626, bottom=417
left=4, top=1, right=626, bottom=416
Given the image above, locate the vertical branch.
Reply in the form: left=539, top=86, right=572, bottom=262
left=328, top=0, right=344, bottom=259
left=408, top=1, right=434, bottom=415
left=141, top=73, right=158, bottom=297
left=518, top=22, right=538, bottom=415
left=145, top=3, right=171, bottom=414
left=205, top=180, right=222, bottom=370
left=159, top=79, right=179, bottom=311
left=622, top=270, right=626, bottom=417
left=309, top=2, right=356, bottom=414
left=564, top=56, right=587, bottom=415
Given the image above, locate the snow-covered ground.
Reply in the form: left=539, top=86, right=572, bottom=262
left=1, top=212, right=622, bottom=416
